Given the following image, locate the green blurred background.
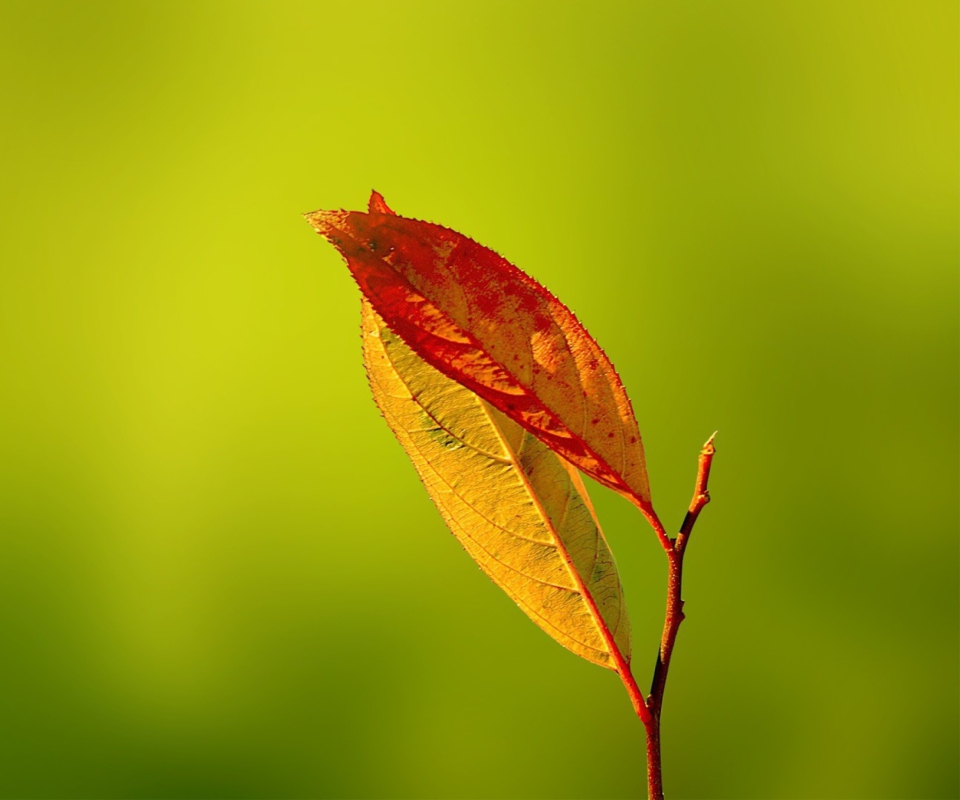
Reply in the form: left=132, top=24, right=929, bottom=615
left=0, top=1, right=956, bottom=798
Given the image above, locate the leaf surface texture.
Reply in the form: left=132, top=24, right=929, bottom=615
left=362, top=300, right=632, bottom=669
left=306, top=194, right=651, bottom=506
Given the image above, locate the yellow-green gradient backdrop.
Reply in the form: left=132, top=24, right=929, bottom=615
left=1, top=2, right=956, bottom=798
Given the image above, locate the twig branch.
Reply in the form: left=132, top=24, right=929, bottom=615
left=676, top=431, right=717, bottom=556
left=640, top=433, right=717, bottom=800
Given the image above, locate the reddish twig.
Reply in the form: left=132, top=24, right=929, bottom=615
left=634, top=433, right=717, bottom=800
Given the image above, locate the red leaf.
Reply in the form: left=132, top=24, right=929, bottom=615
left=306, top=193, right=652, bottom=509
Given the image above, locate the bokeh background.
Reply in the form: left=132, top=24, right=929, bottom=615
left=1, top=1, right=957, bottom=798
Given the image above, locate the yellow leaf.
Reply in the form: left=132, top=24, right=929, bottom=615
left=362, top=300, right=632, bottom=670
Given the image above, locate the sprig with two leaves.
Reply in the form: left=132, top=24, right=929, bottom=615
left=305, top=192, right=716, bottom=800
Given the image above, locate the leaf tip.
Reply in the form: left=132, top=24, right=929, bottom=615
left=302, top=208, right=349, bottom=241
left=368, top=190, right=396, bottom=215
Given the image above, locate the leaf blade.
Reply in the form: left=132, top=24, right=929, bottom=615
left=307, top=195, right=652, bottom=508
left=362, top=299, right=632, bottom=670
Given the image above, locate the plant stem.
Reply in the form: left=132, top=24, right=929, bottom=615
left=644, top=713, right=664, bottom=800
left=617, top=657, right=653, bottom=725
left=635, top=434, right=717, bottom=800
